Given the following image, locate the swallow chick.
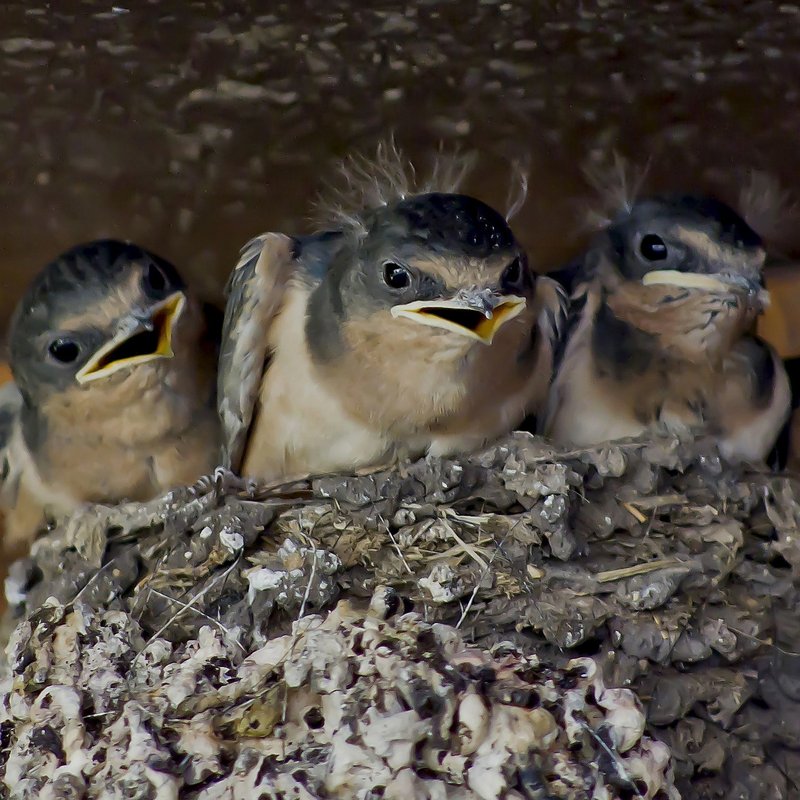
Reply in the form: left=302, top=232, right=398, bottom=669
left=0, top=239, right=221, bottom=552
left=217, top=158, right=565, bottom=484
left=543, top=193, right=791, bottom=463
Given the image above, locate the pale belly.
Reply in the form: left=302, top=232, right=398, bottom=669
left=547, top=392, right=647, bottom=447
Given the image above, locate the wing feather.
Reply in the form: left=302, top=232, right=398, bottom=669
left=217, top=233, right=297, bottom=471
left=0, top=381, right=22, bottom=505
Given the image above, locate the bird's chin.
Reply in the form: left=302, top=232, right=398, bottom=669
left=607, top=275, right=762, bottom=364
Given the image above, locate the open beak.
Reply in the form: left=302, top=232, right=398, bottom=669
left=75, top=292, right=186, bottom=385
left=390, top=289, right=527, bottom=345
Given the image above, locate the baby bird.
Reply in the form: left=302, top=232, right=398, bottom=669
left=218, top=165, right=565, bottom=484
left=0, top=239, right=220, bottom=552
left=543, top=193, right=791, bottom=463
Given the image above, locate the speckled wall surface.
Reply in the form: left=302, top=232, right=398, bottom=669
left=2, top=0, right=799, bottom=331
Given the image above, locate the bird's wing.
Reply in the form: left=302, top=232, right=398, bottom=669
left=534, top=275, right=569, bottom=354
left=544, top=257, right=584, bottom=298
left=217, top=233, right=298, bottom=472
left=514, top=275, right=570, bottom=434
left=535, top=263, right=590, bottom=413
left=717, top=336, right=793, bottom=464
left=776, top=354, right=800, bottom=470
left=541, top=254, right=595, bottom=370
left=0, top=381, right=23, bottom=504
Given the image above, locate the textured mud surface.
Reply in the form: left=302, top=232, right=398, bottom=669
left=3, top=0, right=800, bottom=329
left=2, top=432, right=800, bottom=797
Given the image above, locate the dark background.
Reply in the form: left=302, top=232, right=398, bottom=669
left=2, top=0, right=800, bottom=331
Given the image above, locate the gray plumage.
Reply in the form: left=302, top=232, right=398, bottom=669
left=0, top=382, right=23, bottom=501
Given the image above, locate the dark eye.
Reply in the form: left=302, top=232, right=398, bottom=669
left=501, top=257, right=523, bottom=289
left=144, top=262, right=168, bottom=293
left=383, top=262, right=411, bottom=290
left=640, top=234, right=668, bottom=261
left=47, top=337, right=80, bottom=364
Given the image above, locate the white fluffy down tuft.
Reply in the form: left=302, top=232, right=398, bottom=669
left=579, top=151, right=651, bottom=232
left=314, top=138, right=530, bottom=232
left=736, top=169, right=798, bottom=252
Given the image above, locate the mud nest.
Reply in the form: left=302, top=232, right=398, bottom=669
left=1, top=431, right=800, bottom=799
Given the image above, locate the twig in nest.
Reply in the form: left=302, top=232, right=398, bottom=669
left=281, top=531, right=327, bottom=726
left=595, top=559, right=685, bottom=584
left=622, top=502, right=647, bottom=523
left=443, top=521, right=488, bottom=571
left=456, top=517, right=524, bottom=629
left=727, top=625, right=800, bottom=658
left=381, top=515, right=413, bottom=575
left=68, top=558, right=122, bottom=606
left=148, top=587, right=246, bottom=655
left=296, top=543, right=318, bottom=623
left=132, top=554, right=242, bottom=668
left=628, top=493, right=688, bottom=510
left=580, top=721, right=645, bottom=798
left=427, top=537, right=494, bottom=562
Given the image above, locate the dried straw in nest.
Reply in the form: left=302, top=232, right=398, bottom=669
left=1, top=431, right=800, bottom=798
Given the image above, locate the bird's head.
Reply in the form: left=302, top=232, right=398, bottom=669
left=9, top=239, right=199, bottom=405
left=305, top=192, right=536, bottom=367
left=592, top=194, right=767, bottom=299
left=581, top=195, right=769, bottom=360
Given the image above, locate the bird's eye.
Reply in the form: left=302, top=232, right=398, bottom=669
left=143, top=262, right=168, bottom=293
left=47, top=337, right=80, bottom=364
left=640, top=234, right=668, bottom=261
left=383, top=262, right=411, bottom=290
left=501, top=257, right=523, bottom=289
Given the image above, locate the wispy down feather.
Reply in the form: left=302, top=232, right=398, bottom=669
left=579, top=152, right=651, bottom=232
left=313, top=138, right=477, bottom=233
left=504, top=158, right=530, bottom=223
left=579, top=157, right=798, bottom=254
left=736, top=169, right=798, bottom=254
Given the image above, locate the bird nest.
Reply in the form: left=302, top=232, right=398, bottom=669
left=1, top=432, right=799, bottom=799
